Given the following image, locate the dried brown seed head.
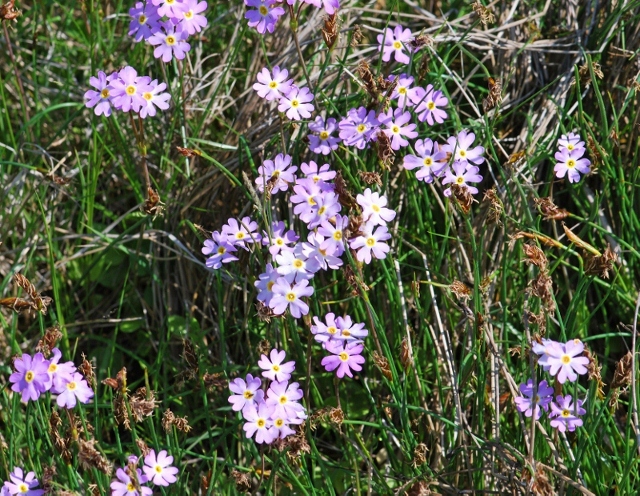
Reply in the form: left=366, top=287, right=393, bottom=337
left=611, top=351, right=633, bottom=389
left=533, top=197, right=569, bottom=220
left=471, top=1, right=496, bottom=25
left=373, top=352, right=392, bottom=380
left=358, top=171, right=382, bottom=186
left=450, top=280, right=472, bottom=301
left=130, top=387, right=158, bottom=422
left=36, top=324, right=63, bottom=357
left=322, top=13, right=339, bottom=50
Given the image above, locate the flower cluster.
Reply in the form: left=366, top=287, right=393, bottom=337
left=84, top=66, right=171, bottom=118
left=229, top=349, right=307, bottom=445
left=244, top=0, right=339, bottom=35
left=128, top=0, right=208, bottom=62
left=9, top=348, right=94, bottom=408
left=311, top=313, right=367, bottom=379
left=2, top=468, right=44, bottom=496
left=554, top=132, right=591, bottom=183
left=514, top=338, right=589, bottom=433
left=254, top=66, right=315, bottom=121
left=110, top=449, right=179, bottom=496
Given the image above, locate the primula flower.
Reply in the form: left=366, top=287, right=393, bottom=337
left=278, top=86, right=314, bottom=120
left=229, top=373, right=264, bottom=412
left=221, top=216, right=261, bottom=249
left=242, top=400, right=275, bottom=444
left=306, top=191, right=341, bottom=229
left=255, top=153, right=297, bottom=194
left=378, top=108, right=418, bottom=150
left=349, top=224, right=391, bottom=264
left=389, top=73, right=419, bottom=108
left=549, top=395, right=586, bottom=433
left=266, top=381, right=305, bottom=419
left=269, top=277, right=314, bottom=318
left=262, top=221, right=299, bottom=255
left=268, top=415, right=296, bottom=440
left=46, top=348, right=77, bottom=394
left=545, top=339, right=590, bottom=384
left=143, top=450, right=179, bottom=487
left=245, top=0, right=285, bottom=34
left=152, top=0, right=187, bottom=18
left=514, top=379, right=553, bottom=419
left=302, top=232, right=343, bottom=270
left=356, top=188, right=396, bottom=226
left=176, top=0, right=208, bottom=35
left=557, top=132, right=586, bottom=153
left=139, top=80, right=171, bottom=119
left=202, top=231, right=239, bottom=269
left=301, top=0, right=340, bottom=15
left=554, top=148, right=591, bottom=183
left=253, top=66, right=294, bottom=101
left=338, top=107, right=380, bottom=149
left=128, top=2, right=161, bottom=42
left=414, top=85, right=449, bottom=125
left=377, top=25, right=413, bottom=64
left=3, top=467, right=44, bottom=496
left=110, top=468, right=152, bottom=496
left=441, top=130, right=485, bottom=165
left=403, top=138, right=448, bottom=183
left=333, top=315, right=368, bottom=342
left=276, top=245, right=320, bottom=282
left=148, top=21, right=191, bottom=62
left=318, top=214, right=348, bottom=257
left=290, top=181, right=323, bottom=223
left=321, top=341, right=365, bottom=379
left=308, top=117, right=341, bottom=155
left=442, top=162, right=483, bottom=196
left=9, top=353, right=50, bottom=403
left=531, top=338, right=564, bottom=371
left=300, top=160, right=336, bottom=184
left=255, top=264, right=279, bottom=306
left=84, top=71, right=116, bottom=117
left=109, top=66, right=151, bottom=113
left=258, top=349, right=296, bottom=382
left=56, top=372, right=94, bottom=409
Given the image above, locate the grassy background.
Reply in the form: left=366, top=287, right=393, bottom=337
left=2, top=0, right=640, bottom=493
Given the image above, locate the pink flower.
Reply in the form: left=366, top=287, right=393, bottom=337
left=356, top=188, right=396, bottom=226
left=377, top=26, right=413, bottom=64
left=403, top=138, right=448, bottom=183
left=269, top=278, right=314, bottom=318
left=109, top=66, right=151, bottom=113
left=228, top=374, right=264, bottom=412
left=554, top=148, right=591, bottom=183
left=55, top=372, right=94, bottom=409
left=514, top=379, right=553, bottom=419
left=266, top=381, right=305, bottom=419
left=152, top=0, right=187, bottom=18
left=278, top=86, right=315, bottom=120
left=338, top=107, right=379, bottom=149
left=84, top=71, right=117, bottom=117
left=389, top=73, right=419, bottom=108
left=544, top=339, right=590, bottom=384
left=349, top=224, right=391, bottom=264
left=321, top=341, right=365, bottom=378
left=143, top=450, right=179, bottom=486
left=414, top=84, right=449, bottom=125
left=3, top=467, right=44, bottom=496
left=139, top=80, right=171, bottom=119
left=255, top=153, right=297, bottom=194
left=441, top=130, right=485, bottom=165
left=549, top=395, right=586, bottom=433
left=176, top=0, right=208, bottom=35
left=557, top=132, right=586, bottom=153
left=245, top=0, right=285, bottom=34
left=148, top=21, right=191, bottom=63
left=257, top=349, right=296, bottom=382
left=441, top=162, right=484, bottom=196
left=253, top=66, right=294, bottom=101
left=9, top=353, right=50, bottom=403
left=308, top=116, right=341, bottom=155
left=128, top=2, right=161, bottom=42
left=301, top=0, right=339, bottom=15
left=242, top=400, right=275, bottom=444
left=377, top=108, right=418, bottom=150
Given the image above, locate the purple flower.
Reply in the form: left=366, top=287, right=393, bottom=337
left=110, top=468, right=152, bottom=496
left=321, top=341, right=366, bottom=379
left=378, top=108, right=418, bottom=150
left=258, top=349, right=296, bottom=382
left=176, top=0, right=208, bottom=35
left=229, top=373, right=264, bottom=412
left=245, top=0, right=285, bottom=34
left=3, top=467, right=44, bottom=496
left=255, top=263, right=279, bottom=306
left=301, top=0, right=339, bottom=15
left=338, top=107, right=379, bottom=149
left=442, top=162, right=483, bottom=196
left=441, top=130, right=485, bottom=165
left=55, top=372, right=94, bottom=409
left=109, top=66, right=151, bottom=113
left=554, top=148, right=591, bottom=183
left=377, top=26, right=413, bottom=64
left=266, top=381, right=305, bottom=419
left=332, top=315, right=368, bottom=342
left=201, top=231, right=239, bottom=269
left=9, top=353, right=50, bottom=402
left=290, top=181, right=323, bottom=223
left=152, top=0, right=187, bottom=18
left=302, top=232, right=343, bottom=270
left=514, top=379, right=553, bottom=419
left=549, top=395, right=586, bottom=433
left=531, top=338, right=565, bottom=372
left=276, top=245, right=320, bottom=282
left=253, top=65, right=294, bottom=101
left=84, top=71, right=116, bottom=117
left=414, top=85, right=449, bottom=125
left=300, top=160, right=336, bottom=183
left=349, top=224, right=391, bottom=264
left=148, top=21, right=191, bottom=63
left=242, top=400, right=275, bottom=444
left=221, top=216, right=261, bottom=249
left=278, top=86, right=314, bottom=120
left=356, top=188, right=396, bottom=226
left=128, top=2, right=161, bottom=42
left=543, top=339, right=590, bottom=384
left=262, top=221, right=299, bottom=256
left=389, top=73, right=419, bottom=108
left=46, top=348, right=77, bottom=394
left=557, top=132, right=586, bottom=153
left=143, top=450, right=179, bottom=486
left=317, top=214, right=348, bottom=256
left=269, top=277, right=314, bottom=318
left=255, top=153, right=297, bottom=194
left=311, top=313, right=340, bottom=344
left=308, top=116, right=341, bottom=155
left=139, top=80, right=171, bottom=119
left=403, top=138, right=448, bottom=183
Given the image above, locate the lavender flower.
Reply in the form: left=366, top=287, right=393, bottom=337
left=110, top=467, right=152, bottom=496
left=139, top=80, right=171, bottom=119
left=377, top=25, right=413, bottom=64
left=557, top=132, right=586, bottom=153
left=245, top=0, right=285, bottom=34
left=278, top=86, right=314, bottom=120
left=258, top=349, right=296, bottom=382
left=275, top=245, right=320, bottom=282
left=338, top=107, right=379, bottom=149
left=554, top=148, right=591, bottom=183
left=152, top=0, right=187, bottom=18
left=269, top=277, right=314, bottom=318
left=378, top=108, right=418, bottom=150
left=356, top=188, right=396, bottom=226
left=543, top=339, right=590, bottom=384
left=301, top=0, right=340, bottom=14
left=403, top=138, right=448, bottom=183
left=389, top=73, right=419, bottom=108
left=255, top=153, right=297, bottom=194
left=109, top=66, right=151, bottom=113
left=46, top=348, right=77, bottom=394
left=549, top=395, right=586, bottom=433
left=229, top=373, right=264, bottom=412
left=262, top=221, right=299, bottom=255
left=84, top=71, right=116, bottom=117
left=143, top=450, right=179, bottom=486
left=265, top=381, right=305, bottom=419
left=9, top=353, right=50, bottom=402
left=55, top=372, right=94, bottom=409
left=176, top=0, right=208, bottom=35
left=442, top=162, right=484, bottom=196
left=308, top=116, right=341, bottom=155
left=321, top=341, right=366, bottom=378
left=255, top=264, right=279, bottom=306
left=414, top=85, right=449, bottom=125
left=202, top=231, right=239, bottom=269
left=317, top=214, right=348, bottom=257
left=300, top=160, right=336, bottom=183
left=3, top=467, right=44, bottom=496
left=128, top=2, right=161, bottom=42
left=221, top=216, right=261, bottom=249
left=349, top=224, right=391, bottom=264
left=441, top=130, right=485, bottom=165
left=514, top=379, right=553, bottom=419
left=242, top=400, right=275, bottom=444
left=148, top=21, right=191, bottom=62
left=253, top=66, right=293, bottom=101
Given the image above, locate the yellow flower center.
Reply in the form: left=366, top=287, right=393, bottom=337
left=167, top=0, right=176, bottom=4
left=392, top=125, right=400, bottom=134
left=328, top=326, right=337, bottom=335
left=275, top=418, right=284, bottom=427
left=125, top=85, right=136, bottom=96
left=279, top=395, right=288, bottom=404
left=318, top=206, right=327, bottom=215
left=155, top=465, right=163, bottom=473
left=217, top=247, right=226, bottom=254
left=341, top=330, right=351, bottom=337
left=339, top=352, right=349, bottom=361
left=393, top=41, right=402, bottom=49
left=67, top=381, right=77, bottom=391
left=273, top=364, right=280, bottom=372
left=291, top=99, right=300, bottom=108
left=423, top=157, right=433, bottom=166
left=399, top=87, right=407, bottom=94
left=185, top=10, right=193, bottom=19
left=319, top=131, right=330, bottom=140
left=366, top=237, right=376, bottom=247
left=275, top=238, right=284, bottom=245
left=427, top=101, right=435, bottom=110
left=307, top=197, right=316, bottom=205
left=567, top=144, right=574, bottom=150
left=143, top=92, right=153, bottom=101
left=566, top=159, right=576, bottom=168
left=459, top=149, right=466, bottom=157
left=25, top=371, right=34, bottom=383
left=561, top=355, right=571, bottom=364
left=236, top=232, right=245, bottom=239
left=272, top=170, right=280, bottom=178
left=356, top=124, right=366, bottom=133
left=333, top=231, right=342, bottom=241
left=372, top=204, right=380, bottom=212
left=293, top=260, right=303, bottom=268
left=127, top=483, right=136, bottom=491
left=100, top=88, right=110, bottom=98
left=269, top=81, right=278, bottom=89
left=456, top=176, right=464, bottom=184
left=49, top=363, right=58, bottom=373
left=259, top=5, right=268, bottom=15
left=257, top=418, right=266, bottom=428
left=166, top=35, right=176, bottom=45
left=19, top=484, right=29, bottom=492
left=243, top=390, right=254, bottom=399
left=138, top=14, right=147, bottom=24
left=286, top=292, right=296, bottom=302
left=267, top=281, right=275, bottom=290
left=561, top=409, right=571, bottom=418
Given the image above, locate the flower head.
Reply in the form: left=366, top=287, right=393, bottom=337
left=549, top=394, right=586, bottom=433
left=245, top=0, right=285, bottom=34
left=255, top=153, right=297, bottom=194
left=202, top=231, right=239, bottom=269
left=128, top=2, right=161, bottom=42
left=349, top=224, right=391, bottom=264
left=143, top=450, right=179, bottom=487
left=389, top=73, right=419, bottom=108
left=442, top=162, right=483, bottom=196
left=377, top=108, right=418, bottom=150
left=262, top=221, right=299, bottom=256
left=109, top=66, right=151, bottom=113
left=554, top=148, right=591, bottom=183
left=229, top=373, right=264, bottom=412
left=557, top=132, right=586, bottom=153
left=414, top=84, right=448, bottom=125
left=278, top=86, right=315, bottom=120
left=9, top=353, right=50, bottom=403
left=543, top=339, right=590, bottom=384
left=110, top=467, right=152, bottom=496
left=176, top=0, right=208, bottom=35
left=269, top=278, right=314, bottom=318
left=253, top=66, right=294, bottom=101
left=55, top=372, right=94, bottom=409
left=148, top=21, right=191, bottom=63
left=152, top=0, right=187, bottom=18
left=308, top=116, right=341, bottom=155
left=139, top=79, right=171, bottom=119
left=338, top=107, right=379, bottom=149
left=257, top=349, right=296, bottom=382
left=441, top=130, right=485, bottom=165
left=255, top=263, right=280, bottom=306
left=356, top=188, right=396, bottom=226
left=84, top=71, right=116, bottom=117
left=242, top=400, right=275, bottom=444
left=403, top=138, right=448, bottom=183
left=377, top=26, right=414, bottom=64
left=514, top=379, right=553, bottom=419
left=3, top=467, right=44, bottom=496
left=321, top=341, right=365, bottom=378
left=221, top=216, right=261, bottom=249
